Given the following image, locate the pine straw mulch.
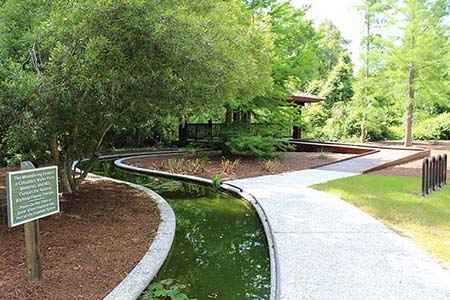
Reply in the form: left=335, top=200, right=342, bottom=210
left=0, top=171, right=160, bottom=300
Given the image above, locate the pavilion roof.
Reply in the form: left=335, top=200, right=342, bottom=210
left=290, top=92, right=325, bottom=104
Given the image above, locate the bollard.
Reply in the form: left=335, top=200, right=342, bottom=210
left=422, top=157, right=429, bottom=196
left=422, top=154, right=448, bottom=196
left=442, top=153, right=447, bottom=185
left=436, top=155, right=441, bottom=189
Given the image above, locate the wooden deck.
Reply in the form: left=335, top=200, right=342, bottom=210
left=288, top=140, right=430, bottom=174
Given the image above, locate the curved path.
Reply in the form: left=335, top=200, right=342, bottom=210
left=228, top=169, right=450, bottom=300
left=317, top=148, right=426, bottom=173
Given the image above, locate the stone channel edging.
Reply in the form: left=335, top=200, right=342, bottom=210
left=115, top=155, right=280, bottom=300
left=74, top=160, right=176, bottom=300
left=87, top=174, right=176, bottom=300
left=91, top=174, right=176, bottom=300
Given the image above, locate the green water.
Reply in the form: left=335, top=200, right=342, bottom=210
left=91, top=161, right=270, bottom=300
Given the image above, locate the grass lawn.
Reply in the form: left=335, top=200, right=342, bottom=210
left=313, top=175, right=450, bottom=264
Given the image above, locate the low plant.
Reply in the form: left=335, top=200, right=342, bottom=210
left=167, top=157, right=208, bottom=174
left=140, top=279, right=195, bottom=300
left=316, top=150, right=329, bottom=160
left=211, top=174, right=222, bottom=189
left=152, top=161, right=166, bottom=170
left=190, top=158, right=207, bottom=174
left=261, top=159, right=281, bottom=173
left=168, top=158, right=186, bottom=173
left=220, top=158, right=240, bottom=174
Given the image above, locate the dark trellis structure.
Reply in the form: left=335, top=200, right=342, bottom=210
left=422, top=154, right=447, bottom=196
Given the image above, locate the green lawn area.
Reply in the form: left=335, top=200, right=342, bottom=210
left=313, top=175, right=450, bottom=263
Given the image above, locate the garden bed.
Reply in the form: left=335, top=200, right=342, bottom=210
left=0, top=170, right=160, bottom=300
left=124, top=151, right=355, bottom=181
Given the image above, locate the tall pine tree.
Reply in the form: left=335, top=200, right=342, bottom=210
left=384, top=0, right=449, bottom=146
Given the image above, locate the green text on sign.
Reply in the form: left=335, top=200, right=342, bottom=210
left=6, top=166, right=59, bottom=227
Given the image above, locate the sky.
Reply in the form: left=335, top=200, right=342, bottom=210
left=291, top=0, right=365, bottom=69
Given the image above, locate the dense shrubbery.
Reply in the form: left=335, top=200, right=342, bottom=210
left=413, top=113, right=450, bottom=140
left=226, top=134, right=288, bottom=158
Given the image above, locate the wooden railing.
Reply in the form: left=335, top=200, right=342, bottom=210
left=178, top=121, right=291, bottom=145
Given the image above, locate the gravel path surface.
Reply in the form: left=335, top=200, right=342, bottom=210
left=228, top=169, right=450, bottom=300
left=317, top=149, right=423, bottom=173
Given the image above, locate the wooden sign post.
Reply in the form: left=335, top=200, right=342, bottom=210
left=6, top=162, right=60, bottom=282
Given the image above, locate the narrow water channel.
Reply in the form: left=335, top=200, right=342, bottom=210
left=90, top=161, right=270, bottom=300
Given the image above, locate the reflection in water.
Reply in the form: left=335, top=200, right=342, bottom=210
left=91, top=161, right=270, bottom=300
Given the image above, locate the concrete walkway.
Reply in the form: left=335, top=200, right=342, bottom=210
left=228, top=170, right=450, bottom=300
left=317, top=148, right=424, bottom=173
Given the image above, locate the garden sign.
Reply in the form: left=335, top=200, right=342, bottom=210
left=6, top=162, right=60, bottom=282
left=6, top=165, right=59, bottom=227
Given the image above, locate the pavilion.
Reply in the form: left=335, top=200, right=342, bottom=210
left=289, top=92, right=325, bottom=139
left=178, top=92, right=325, bottom=144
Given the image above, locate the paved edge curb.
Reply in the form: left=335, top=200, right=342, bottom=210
left=91, top=174, right=176, bottom=300
left=115, top=155, right=279, bottom=300
left=74, top=160, right=176, bottom=300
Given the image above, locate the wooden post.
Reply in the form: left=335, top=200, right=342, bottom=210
left=208, top=119, right=213, bottom=141
left=21, top=161, right=43, bottom=282
left=292, top=103, right=303, bottom=139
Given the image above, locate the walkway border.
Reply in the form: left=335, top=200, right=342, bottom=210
left=74, top=160, right=176, bottom=300
left=115, top=155, right=280, bottom=300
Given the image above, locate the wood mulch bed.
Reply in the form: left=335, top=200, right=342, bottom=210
left=0, top=169, right=160, bottom=300
left=124, top=151, right=355, bottom=181
left=370, top=140, right=450, bottom=177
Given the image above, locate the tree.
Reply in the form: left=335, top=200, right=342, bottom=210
left=356, top=0, right=390, bottom=142
left=384, top=0, right=450, bottom=146
left=317, top=20, right=350, bottom=78
left=268, top=1, right=322, bottom=97
left=320, top=54, right=355, bottom=108
left=220, top=0, right=323, bottom=157
left=0, top=0, right=273, bottom=192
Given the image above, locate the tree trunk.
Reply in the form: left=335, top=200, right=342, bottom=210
left=404, top=101, right=414, bottom=147
left=72, top=123, right=113, bottom=191
left=225, top=104, right=232, bottom=125
left=222, top=104, right=233, bottom=157
left=49, top=99, right=73, bottom=194
left=361, top=4, right=371, bottom=144
left=360, top=122, right=367, bottom=143
left=404, top=62, right=415, bottom=147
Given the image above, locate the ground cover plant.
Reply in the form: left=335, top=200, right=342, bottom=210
left=313, top=175, right=450, bottom=264
left=125, top=151, right=355, bottom=181
left=140, top=279, right=195, bottom=300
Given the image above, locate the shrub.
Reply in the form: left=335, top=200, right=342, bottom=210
left=220, top=158, right=240, bottom=174
left=211, top=174, right=222, bottom=189
left=226, top=134, right=291, bottom=158
left=261, top=159, right=281, bottom=173
left=413, top=113, right=450, bottom=140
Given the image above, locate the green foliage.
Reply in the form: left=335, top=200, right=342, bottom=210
left=268, top=1, right=322, bottom=97
left=167, top=158, right=207, bottom=174
left=316, top=20, right=350, bottom=77
left=140, top=279, right=195, bottom=300
left=211, top=174, right=222, bottom=189
left=306, top=0, right=449, bottom=143
left=0, top=0, right=273, bottom=191
left=320, top=54, right=355, bottom=108
left=226, top=134, right=291, bottom=158
left=413, top=113, right=450, bottom=140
